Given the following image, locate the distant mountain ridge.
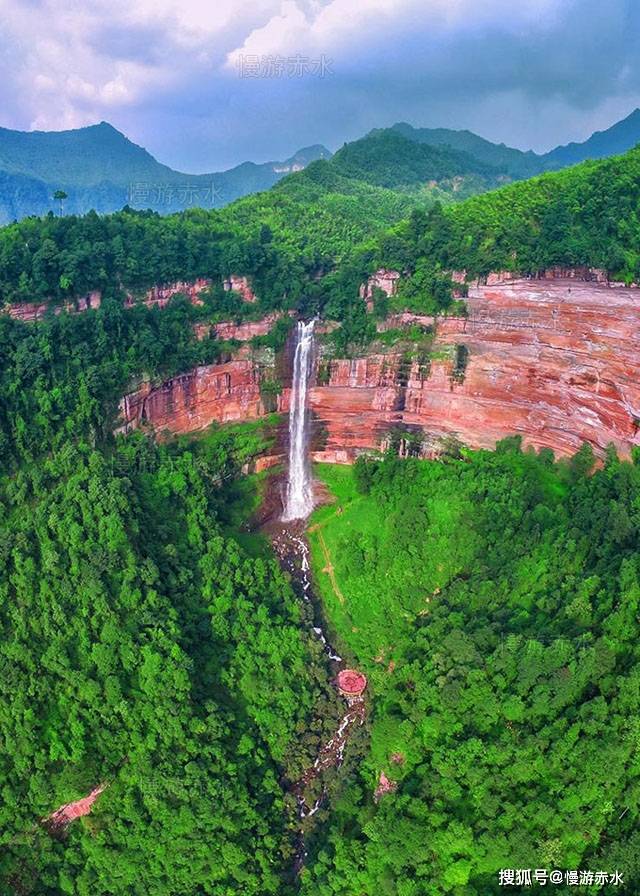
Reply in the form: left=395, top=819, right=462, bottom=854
left=542, top=108, right=640, bottom=168
left=2, top=108, right=640, bottom=225
left=0, top=122, right=331, bottom=224
left=384, top=108, right=640, bottom=178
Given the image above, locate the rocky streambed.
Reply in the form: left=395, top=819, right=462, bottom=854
left=271, top=523, right=366, bottom=875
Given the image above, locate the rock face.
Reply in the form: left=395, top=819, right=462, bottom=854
left=376, top=312, right=435, bottom=332
left=214, top=312, right=285, bottom=342
left=3, top=277, right=212, bottom=320
left=475, top=267, right=617, bottom=287
left=45, top=784, right=106, bottom=830
left=309, top=280, right=640, bottom=462
left=118, top=354, right=268, bottom=435
left=359, top=269, right=401, bottom=311
left=124, top=278, right=210, bottom=309
left=4, top=300, right=52, bottom=322
left=115, top=278, right=640, bottom=464
left=3, top=290, right=102, bottom=321
left=4, top=277, right=212, bottom=322
left=223, top=274, right=257, bottom=304
left=374, top=771, right=397, bottom=802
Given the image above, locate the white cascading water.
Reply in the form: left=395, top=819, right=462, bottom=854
left=283, top=320, right=316, bottom=520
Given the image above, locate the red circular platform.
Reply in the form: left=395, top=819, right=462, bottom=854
left=336, top=669, right=367, bottom=696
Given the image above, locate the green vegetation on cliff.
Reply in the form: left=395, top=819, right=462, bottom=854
left=3, top=140, right=640, bottom=330
left=0, top=296, right=224, bottom=470
left=0, top=168, right=411, bottom=309
left=378, top=146, right=640, bottom=289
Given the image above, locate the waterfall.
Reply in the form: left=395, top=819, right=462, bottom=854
left=283, top=320, right=316, bottom=521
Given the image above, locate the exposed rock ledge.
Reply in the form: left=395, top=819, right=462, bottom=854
left=117, top=354, right=269, bottom=436
left=2, top=290, right=102, bottom=322
left=2, top=273, right=258, bottom=320
left=45, top=784, right=106, bottom=830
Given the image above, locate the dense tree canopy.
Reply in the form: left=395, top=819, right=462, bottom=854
left=0, top=290, right=339, bottom=895
left=0, top=429, right=335, bottom=895
left=305, top=448, right=640, bottom=894
left=1, top=128, right=640, bottom=896
left=377, top=147, right=640, bottom=296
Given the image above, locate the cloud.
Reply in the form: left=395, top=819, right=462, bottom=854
left=0, top=0, right=639, bottom=167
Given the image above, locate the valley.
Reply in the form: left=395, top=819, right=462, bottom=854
left=1, top=109, right=640, bottom=896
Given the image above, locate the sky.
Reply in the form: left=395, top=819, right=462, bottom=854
left=1, top=0, right=640, bottom=172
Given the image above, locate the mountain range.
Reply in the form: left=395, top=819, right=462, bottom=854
left=0, top=122, right=331, bottom=224
left=383, top=108, right=640, bottom=177
left=1, top=108, right=640, bottom=224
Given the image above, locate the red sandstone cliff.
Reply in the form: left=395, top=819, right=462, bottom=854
left=223, top=275, right=257, bottom=303
left=4, top=276, right=219, bottom=321
left=45, top=784, right=106, bottom=830
left=115, top=278, right=640, bottom=464
left=118, top=352, right=269, bottom=435
left=3, top=289, right=102, bottom=321
left=214, top=312, right=288, bottom=341
left=3, top=277, right=211, bottom=320
left=124, top=278, right=211, bottom=309
left=308, top=280, right=640, bottom=462
left=359, top=269, right=401, bottom=311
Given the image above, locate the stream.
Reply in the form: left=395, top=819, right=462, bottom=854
left=270, top=320, right=367, bottom=876
left=272, top=525, right=366, bottom=873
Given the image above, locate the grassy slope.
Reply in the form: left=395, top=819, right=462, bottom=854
left=308, top=462, right=477, bottom=668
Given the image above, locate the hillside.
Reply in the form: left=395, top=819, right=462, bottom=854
left=3, top=108, right=640, bottom=227
left=373, top=145, right=640, bottom=301
left=386, top=121, right=541, bottom=178
left=2, top=113, right=640, bottom=896
left=2, top=139, right=640, bottom=320
left=328, top=130, right=506, bottom=196
left=0, top=157, right=416, bottom=311
left=302, top=451, right=640, bottom=894
left=544, top=107, right=640, bottom=168
left=0, top=122, right=331, bottom=223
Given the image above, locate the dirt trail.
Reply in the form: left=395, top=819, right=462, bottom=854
left=315, top=530, right=345, bottom=605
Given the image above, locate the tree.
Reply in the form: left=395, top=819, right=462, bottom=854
left=53, top=190, right=68, bottom=217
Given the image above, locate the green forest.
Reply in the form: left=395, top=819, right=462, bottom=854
left=1, top=132, right=640, bottom=896
left=0, top=300, right=343, bottom=894
left=0, top=429, right=331, bottom=896
left=306, top=447, right=640, bottom=894
left=2, top=141, right=640, bottom=347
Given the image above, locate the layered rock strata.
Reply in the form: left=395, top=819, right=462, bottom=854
left=3, top=290, right=102, bottom=321
left=309, top=280, right=640, bottom=462
left=117, top=350, right=271, bottom=435
left=123, top=278, right=211, bottom=309
left=116, top=279, right=640, bottom=463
